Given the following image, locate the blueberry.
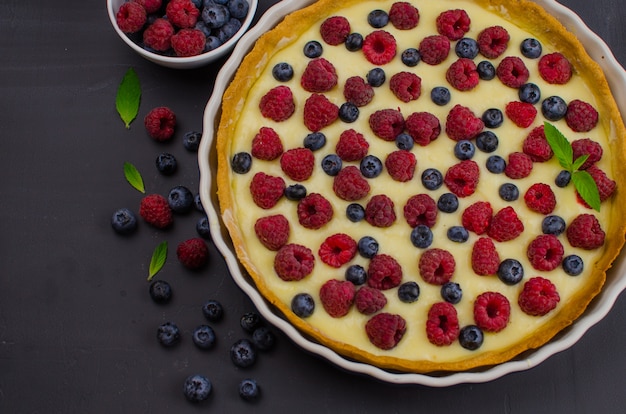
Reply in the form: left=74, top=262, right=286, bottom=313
left=486, top=155, right=506, bottom=174
left=303, top=132, right=326, bottom=151
left=441, top=282, right=463, bottom=304
left=183, top=374, right=212, bottom=403
left=190, top=0, right=203, bottom=8
left=202, top=299, right=224, bottom=322
left=401, top=48, right=421, bottom=66
left=230, top=338, right=257, bottom=368
left=149, top=280, right=172, bottom=304
left=454, top=140, right=475, bottom=160
left=231, top=152, right=252, bottom=174
left=183, top=131, right=202, bottom=152
left=205, top=0, right=227, bottom=5
left=360, top=155, right=383, bottom=178
left=202, top=3, right=230, bottom=28
left=366, top=67, right=386, bottom=87
left=345, top=264, right=367, bottom=285
left=395, top=132, right=414, bottom=150
left=555, top=170, right=571, bottom=187
left=477, top=60, right=496, bottom=80
left=497, top=259, right=524, bottom=285
left=194, top=193, right=204, bottom=212
left=499, top=183, right=519, bottom=201
left=321, top=154, right=342, bottom=176
left=291, top=293, right=315, bottom=318
left=168, top=185, right=194, bottom=214
left=284, top=184, right=307, bottom=200
left=459, top=325, right=484, bottom=350
left=542, top=215, right=566, bottom=236
left=562, top=254, right=584, bottom=276
left=476, top=131, right=499, bottom=153
left=217, top=18, right=242, bottom=43
left=272, top=62, right=294, bottom=82
left=339, top=102, right=359, bottom=123
left=437, top=192, right=459, bottom=213
left=520, top=38, right=542, bottom=59
left=157, top=322, right=181, bottom=347
left=156, top=152, right=178, bottom=175
left=421, top=168, right=443, bottom=190
left=239, top=378, right=260, bottom=401
left=345, top=33, right=363, bottom=51
left=346, top=203, right=365, bottom=222
left=455, top=37, right=479, bottom=59
left=196, top=216, right=211, bottom=239
left=368, top=9, right=389, bottom=28
left=410, top=225, right=433, bottom=248
left=431, top=86, right=451, bottom=106
left=192, top=325, right=217, bottom=350
left=398, top=281, right=420, bottom=303
left=482, top=108, right=503, bottom=128
left=111, top=208, right=137, bottom=235
left=447, top=226, right=469, bottom=243
left=227, top=0, right=249, bottom=19
left=542, top=96, right=568, bottom=121
left=519, top=83, right=541, bottom=104
left=195, top=20, right=212, bottom=37
left=205, top=35, right=223, bottom=52
left=358, top=236, right=379, bottom=258
left=303, top=40, right=323, bottom=58
left=240, top=312, right=262, bottom=332
left=252, top=326, right=275, bottom=351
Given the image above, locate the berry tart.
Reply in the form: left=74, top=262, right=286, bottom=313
left=215, top=0, right=626, bottom=373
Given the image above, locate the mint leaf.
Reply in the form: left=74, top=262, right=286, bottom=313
left=543, top=121, right=573, bottom=170
left=148, top=241, right=168, bottom=281
left=573, top=170, right=601, bottom=212
left=571, top=154, right=590, bottom=172
left=116, top=68, right=141, bottom=129
left=123, top=162, right=145, bottom=193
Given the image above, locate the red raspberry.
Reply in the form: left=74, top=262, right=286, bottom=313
left=473, top=292, right=510, bottom=332
left=385, top=150, right=416, bottom=182
left=280, top=147, right=315, bottom=181
left=524, top=183, right=556, bottom=215
left=259, top=86, right=296, bottom=122
left=538, top=52, right=572, bottom=84
left=405, top=112, right=441, bottom=146
left=518, top=277, right=560, bottom=316
left=436, top=9, right=471, bottom=41
left=133, top=0, right=162, bottom=14
left=445, top=104, right=484, bottom=141
left=254, top=214, right=290, bottom=251
left=297, top=193, right=333, bottom=229
left=171, top=28, right=205, bottom=57
left=333, top=166, right=370, bottom=201
left=523, top=126, right=553, bottom=162
left=176, top=238, right=209, bottom=269
left=142, top=18, right=174, bottom=51
left=369, top=109, right=405, bottom=141
left=336, top=129, right=369, bottom=161
left=389, top=72, right=422, bottom=102
left=367, top=254, right=403, bottom=290
left=116, top=1, right=147, bottom=33
left=572, top=138, right=603, bottom=170
left=139, top=194, right=173, bottom=228
left=566, top=214, right=605, bottom=250
left=318, top=233, right=357, bottom=268
left=389, top=2, right=420, bottom=30
left=446, top=58, right=479, bottom=91
left=471, top=237, right=500, bottom=276
left=274, top=244, right=315, bottom=281
left=444, top=160, right=480, bottom=197
left=505, top=101, right=537, bottom=128
left=419, top=35, right=450, bottom=65
left=319, top=16, right=350, bottom=45
left=426, top=302, right=459, bottom=346
left=527, top=234, right=564, bottom=271
left=496, top=56, right=529, bottom=88
left=362, top=30, right=397, bottom=65
left=418, top=248, right=455, bottom=285
left=165, top=0, right=199, bottom=29
left=477, top=26, right=510, bottom=59
left=319, top=279, right=355, bottom=317
left=303, top=93, right=338, bottom=132
left=251, top=127, right=283, bottom=160
left=566, top=99, right=599, bottom=132
left=343, top=76, right=374, bottom=107
left=250, top=172, right=285, bottom=209
left=403, top=193, right=437, bottom=228
left=365, top=194, right=396, bottom=228
left=462, top=201, right=492, bottom=235
left=365, top=313, right=406, bottom=350
left=300, top=58, right=338, bottom=93
left=580, top=165, right=616, bottom=204
left=144, top=107, right=176, bottom=141
left=355, top=287, right=387, bottom=315
left=487, top=206, right=524, bottom=242
left=504, top=152, right=533, bottom=179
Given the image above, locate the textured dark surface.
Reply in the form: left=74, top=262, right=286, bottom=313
left=1, top=1, right=626, bottom=412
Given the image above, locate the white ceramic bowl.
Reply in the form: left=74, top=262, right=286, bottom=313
left=107, top=0, right=258, bottom=69
left=198, top=0, right=626, bottom=385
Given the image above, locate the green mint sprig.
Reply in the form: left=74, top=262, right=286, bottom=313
left=123, top=162, right=145, bottom=193
left=543, top=122, right=601, bottom=211
left=148, top=241, right=168, bottom=281
left=116, top=68, right=141, bottom=129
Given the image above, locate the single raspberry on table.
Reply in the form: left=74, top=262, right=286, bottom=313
left=369, top=109, right=405, bottom=141
left=566, top=99, right=599, bottom=132
left=403, top=193, right=437, bottom=228
left=389, top=2, right=420, bottom=30
left=496, top=56, right=529, bottom=88
left=426, top=302, right=460, bottom=346
left=280, top=147, right=315, bottom=181
left=249, top=172, right=285, bottom=209
left=477, top=25, right=510, bottom=58
left=527, top=234, right=564, bottom=271
left=504, top=152, right=533, bottom=179
left=171, top=28, right=205, bottom=57
left=301, top=58, right=338, bottom=93
left=473, top=292, right=510, bottom=332
left=436, top=9, right=471, bottom=41
left=538, top=52, right=572, bottom=84
left=419, top=35, right=450, bottom=65
left=389, top=71, right=422, bottom=102
left=462, top=201, right=492, bottom=234
left=336, top=129, right=369, bottom=161
left=365, top=194, right=396, bottom=228
left=365, top=313, right=406, bottom=350
left=176, top=238, right=209, bottom=269
left=319, top=233, right=357, bottom=268
left=518, top=277, right=560, bottom=316
left=505, top=101, right=537, bottom=128
left=274, top=243, right=315, bottom=281
left=445, top=104, right=484, bottom=141
left=405, top=111, right=440, bottom=146
left=524, top=183, right=556, bottom=214
left=579, top=165, right=616, bottom=205
left=116, top=1, right=147, bottom=33
left=144, top=107, right=176, bottom=141
left=385, top=150, right=416, bottom=182
left=472, top=237, right=500, bottom=276
left=333, top=166, right=370, bottom=201
left=303, top=93, right=338, bottom=132
left=143, top=18, right=174, bottom=51
left=571, top=138, right=602, bottom=169
left=355, top=287, right=387, bottom=315
left=566, top=214, right=605, bottom=250
left=446, top=58, right=479, bottom=91
left=319, top=16, right=350, bottom=45
left=297, top=193, right=333, bottom=229
left=259, top=86, right=296, bottom=122
left=134, top=0, right=162, bottom=14
left=251, top=127, right=283, bottom=160
left=523, top=126, right=553, bottom=162
left=254, top=215, right=290, bottom=251
left=362, top=30, right=397, bottom=65
left=418, top=248, right=455, bottom=285
left=487, top=206, right=524, bottom=242
left=165, top=0, right=199, bottom=29
left=319, top=279, right=356, bottom=317
left=343, top=76, right=374, bottom=107
left=367, top=254, right=403, bottom=290
left=444, top=159, right=480, bottom=197
left=140, top=194, right=173, bottom=228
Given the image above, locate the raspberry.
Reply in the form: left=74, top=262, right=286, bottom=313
left=249, top=172, right=285, bottom=209
left=333, top=166, right=370, bottom=201
left=445, top=104, right=484, bottom=141
left=259, top=86, right=296, bottom=122
left=165, top=0, right=199, bottom=29
left=300, top=58, right=338, bottom=93
left=139, top=194, right=173, bottom=228
left=462, top=201, right=492, bottom=234
left=527, top=234, right=564, bottom=271
left=176, top=238, right=209, bottom=269
left=116, top=1, right=147, bottom=33
left=405, top=111, right=441, bottom=146
left=144, top=107, right=176, bottom=141
left=389, top=71, right=422, bottom=102
left=297, top=193, right=333, bottom=229
left=319, top=16, right=350, bottom=45
left=444, top=159, right=480, bottom=197
left=518, top=277, right=560, bottom=316
left=362, top=30, right=397, bottom=65
left=496, top=56, right=529, bottom=88
left=581, top=165, right=616, bottom=204
left=251, top=127, right=283, bottom=160
left=142, top=18, right=174, bottom=51
left=369, top=109, right=405, bottom=141
left=343, top=76, right=374, bottom=107
left=274, top=243, right=315, bottom=281
left=365, top=194, right=396, bottom=227
left=254, top=214, right=290, bottom=251
left=385, top=150, right=416, bottom=182
left=171, top=28, right=205, bottom=56
left=319, top=233, right=357, bottom=268
left=477, top=26, right=510, bottom=59
left=336, top=129, right=369, bottom=161
left=487, top=206, right=524, bottom=242
left=524, top=183, right=556, bottom=214
left=565, top=99, right=599, bottom=132
left=280, top=147, right=315, bottom=181
left=134, top=0, right=162, bottom=14
left=446, top=58, right=479, bottom=91
left=473, top=292, right=510, bottom=332
left=367, top=254, right=403, bottom=290
left=572, top=138, right=603, bottom=169
left=418, top=248, right=455, bottom=285
left=403, top=193, right=437, bottom=228
left=538, top=52, right=572, bottom=84
left=303, top=93, right=339, bottom=132
left=426, top=302, right=460, bottom=346
left=389, top=2, right=420, bottom=30
left=566, top=214, right=605, bottom=249
left=319, top=279, right=355, bottom=317
left=365, top=313, right=406, bottom=350
left=471, top=237, right=500, bottom=276
left=504, top=152, right=533, bottom=179
left=436, top=9, right=471, bottom=41
left=355, top=287, right=387, bottom=315
left=419, top=35, right=450, bottom=65
left=505, top=101, right=537, bottom=128
left=523, top=126, right=553, bottom=162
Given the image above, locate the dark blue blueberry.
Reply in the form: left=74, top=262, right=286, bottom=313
left=195, top=20, right=212, bottom=37
left=205, top=36, right=223, bottom=52
left=477, top=60, right=496, bottom=80
left=454, top=140, right=475, bottom=160
left=321, top=154, right=342, bottom=176
left=227, top=0, right=249, bottom=19
left=499, top=183, right=519, bottom=202
left=303, top=132, right=326, bottom=151
left=202, top=299, right=224, bottom=322
left=441, top=282, right=462, bottom=304
left=421, top=168, right=443, bottom=190
left=216, top=18, right=242, bottom=43
left=183, top=374, right=212, bottom=403
left=368, top=9, right=389, bottom=28
left=459, top=325, right=484, bottom=350
left=358, top=236, right=379, bottom=258
left=111, top=208, right=137, bottom=235
left=497, top=259, right=524, bottom=285
left=149, top=280, right=172, bottom=304
left=401, top=48, right=421, bottom=66
left=291, top=293, right=315, bottom=318
left=339, top=102, right=359, bottom=123
left=398, top=281, right=420, bottom=303
left=156, top=152, right=178, bottom=175
left=239, top=378, right=260, bottom=401
left=230, top=339, right=257, bottom=368
left=395, top=132, right=414, bottom=150
left=360, top=155, right=383, bottom=178
left=202, top=3, right=230, bottom=28
left=272, top=62, right=294, bottom=82
left=190, top=0, right=202, bottom=8
left=240, top=312, right=262, bottom=333
left=168, top=185, right=194, bottom=214
left=555, top=170, right=571, bottom=187
left=562, top=254, right=584, bottom=276
left=183, top=131, right=202, bottom=152
left=437, top=192, right=459, bottom=213
left=520, top=38, right=542, bottom=58
left=196, top=216, right=211, bottom=239
left=303, top=40, right=323, bottom=58
left=482, top=108, right=503, bottom=128
left=345, top=264, right=367, bottom=285
left=252, top=326, right=275, bottom=351
left=455, top=37, right=479, bottom=59
left=366, top=67, right=386, bottom=87
left=194, top=193, right=204, bottom=212
left=346, top=203, right=365, bottom=222
left=447, top=226, right=469, bottom=243
left=231, top=152, right=252, bottom=174
left=519, top=83, right=541, bottom=104
left=542, top=215, right=566, bottom=236
left=410, top=225, right=433, bottom=248
left=486, top=155, right=506, bottom=174
left=542, top=96, right=568, bottom=121
left=205, top=0, right=227, bottom=6
left=157, top=322, right=181, bottom=347
left=345, top=33, right=363, bottom=51
left=431, top=86, right=451, bottom=106
left=192, top=325, right=217, bottom=350
left=284, top=184, right=307, bottom=200
left=476, top=131, right=499, bottom=153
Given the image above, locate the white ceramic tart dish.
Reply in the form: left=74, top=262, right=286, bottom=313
left=199, top=0, right=626, bottom=385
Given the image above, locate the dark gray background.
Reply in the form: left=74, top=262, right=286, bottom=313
left=1, top=0, right=625, bottom=413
